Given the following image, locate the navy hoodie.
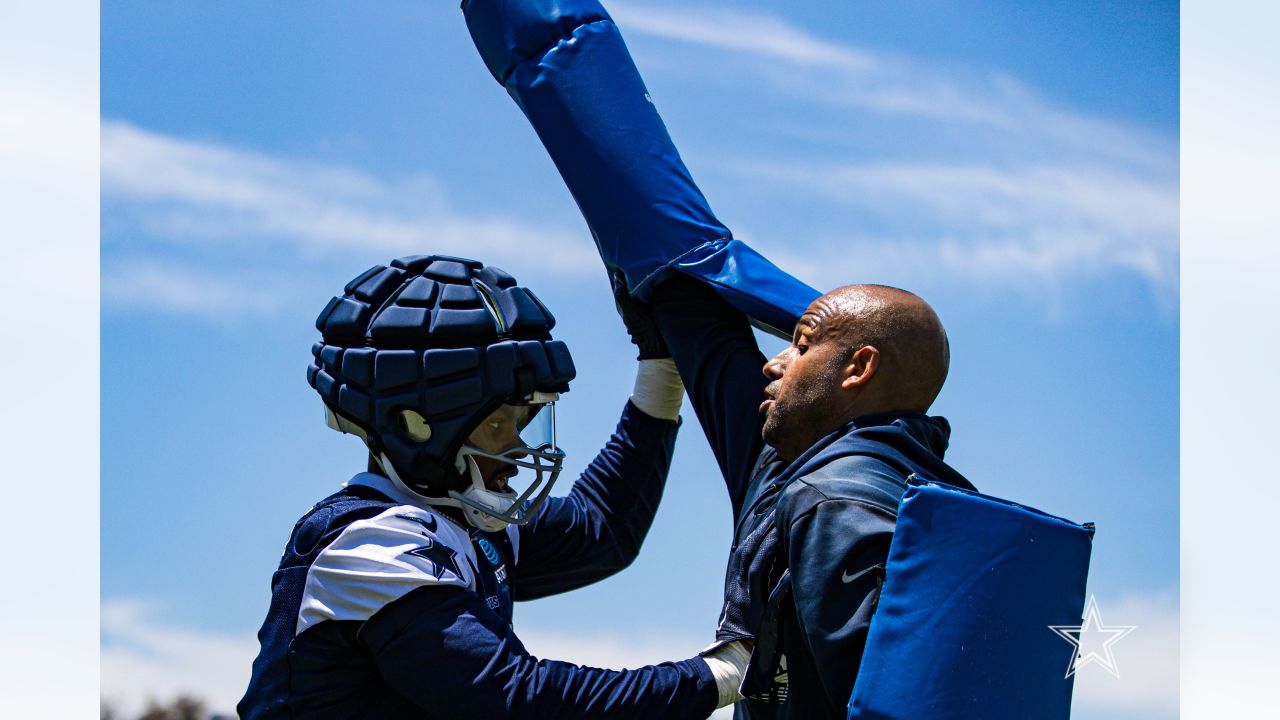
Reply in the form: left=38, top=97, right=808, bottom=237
left=718, top=413, right=976, bottom=720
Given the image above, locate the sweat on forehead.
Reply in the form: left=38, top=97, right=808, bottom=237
left=802, top=286, right=900, bottom=337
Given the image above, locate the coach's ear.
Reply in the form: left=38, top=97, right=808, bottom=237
left=842, top=346, right=880, bottom=390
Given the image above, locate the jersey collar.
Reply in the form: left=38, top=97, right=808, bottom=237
left=345, top=472, right=432, bottom=510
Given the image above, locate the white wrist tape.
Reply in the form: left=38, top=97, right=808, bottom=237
left=630, top=358, right=684, bottom=421
left=701, top=640, right=751, bottom=708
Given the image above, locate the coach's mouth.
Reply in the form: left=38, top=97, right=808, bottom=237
left=759, top=387, right=777, bottom=414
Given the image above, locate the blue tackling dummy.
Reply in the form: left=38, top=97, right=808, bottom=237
left=463, top=0, right=819, bottom=339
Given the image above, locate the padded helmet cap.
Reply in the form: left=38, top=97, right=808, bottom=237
left=308, top=255, right=575, bottom=495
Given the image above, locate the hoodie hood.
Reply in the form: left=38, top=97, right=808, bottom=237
left=771, top=411, right=975, bottom=493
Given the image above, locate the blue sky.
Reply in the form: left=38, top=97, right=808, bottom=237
left=101, top=2, right=1178, bottom=717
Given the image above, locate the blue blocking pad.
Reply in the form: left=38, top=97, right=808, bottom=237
left=671, top=239, right=820, bottom=339
left=463, top=0, right=820, bottom=338
left=848, top=479, right=1094, bottom=720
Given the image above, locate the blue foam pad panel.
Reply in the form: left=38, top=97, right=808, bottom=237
left=847, top=479, right=1093, bottom=720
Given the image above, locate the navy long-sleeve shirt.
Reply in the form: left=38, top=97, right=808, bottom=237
left=238, top=401, right=719, bottom=719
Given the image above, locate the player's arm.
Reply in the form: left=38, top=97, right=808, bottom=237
left=512, top=397, right=679, bottom=600
left=512, top=276, right=763, bottom=596
left=363, top=585, right=722, bottom=719
left=613, top=262, right=768, bottom=519
left=302, top=509, right=736, bottom=717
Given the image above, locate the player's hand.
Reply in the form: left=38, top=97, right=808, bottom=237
left=610, top=270, right=671, bottom=360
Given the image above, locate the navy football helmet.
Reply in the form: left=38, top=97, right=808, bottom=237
left=308, top=255, right=576, bottom=530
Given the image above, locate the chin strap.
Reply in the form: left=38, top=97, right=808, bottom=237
left=450, top=448, right=517, bottom=533
left=372, top=450, right=452, bottom=507
left=373, top=449, right=512, bottom=533
left=327, top=405, right=522, bottom=533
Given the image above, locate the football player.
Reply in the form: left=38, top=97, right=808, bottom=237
left=238, top=255, right=748, bottom=719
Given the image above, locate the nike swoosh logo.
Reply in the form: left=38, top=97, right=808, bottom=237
left=400, top=513, right=438, bottom=535
left=841, top=569, right=860, bottom=583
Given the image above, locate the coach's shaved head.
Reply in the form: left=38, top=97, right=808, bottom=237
left=759, top=284, right=950, bottom=460
left=814, top=285, right=950, bottom=411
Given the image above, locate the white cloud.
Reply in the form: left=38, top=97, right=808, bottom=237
left=102, top=258, right=284, bottom=321
left=736, top=160, right=1178, bottom=291
left=101, top=599, right=259, bottom=719
left=102, top=5, right=1177, bottom=318
left=812, top=163, right=1176, bottom=239
left=601, top=3, right=1177, bottom=299
left=610, top=2, right=1003, bottom=128
left=1070, top=590, right=1179, bottom=717
left=101, top=120, right=596, bottom=282
left=102, top=117, right=1177, bottom=317
left=612, top=3, right=878, bottom=75
left=611, top=2, right=1175, bottom=174
left=101, top=120, right=602, bottom=318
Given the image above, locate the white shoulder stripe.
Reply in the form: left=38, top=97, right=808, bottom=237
left=296, top=505, right=477, bottom=636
